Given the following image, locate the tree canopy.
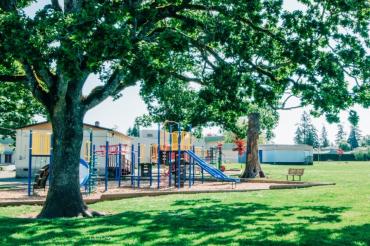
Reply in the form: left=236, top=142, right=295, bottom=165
left=0, top=82, right=45, bottom=139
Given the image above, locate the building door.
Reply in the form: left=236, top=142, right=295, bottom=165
left=5, top=154, right=12, bottom=164
left=258, top=150, right=263, bottom=163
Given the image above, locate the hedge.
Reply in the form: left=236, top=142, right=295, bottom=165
left=313, top=153, right=356, bottom=161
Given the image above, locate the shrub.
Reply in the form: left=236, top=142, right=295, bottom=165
left=313, top=153, right=355, bottom=161
left=339, top=141, right=351, bottom=151
left=353, top=147, right=370, bottom=161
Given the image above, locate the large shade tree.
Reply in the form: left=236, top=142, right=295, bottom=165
left=140, top=1, right=369, bottom=177
left=1, top=0, right=369, bottom=218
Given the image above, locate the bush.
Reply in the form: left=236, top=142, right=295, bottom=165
left=339, top=141, right=351, bottom=151
left=313, top=153, right=355, bottom=161
left=353, top=147, right=370, bottom=161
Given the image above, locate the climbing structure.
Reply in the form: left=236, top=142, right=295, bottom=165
left=151, top=122, right=239, bottom=189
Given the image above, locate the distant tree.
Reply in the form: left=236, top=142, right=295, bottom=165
left=347, top=127, right=360, bottom=149
left=336, top=124, right=347, bottom=145
left=320, top=126, right=330, bottom=148
left=347, top=110, right=360, bottom=149
left=294, top=127, right=303, bottom=145
left=127, top=123, right=140, bottom=137
left=294, top=112, right=319, bottom=148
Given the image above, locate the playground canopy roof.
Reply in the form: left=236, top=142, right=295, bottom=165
left=16, top=121, right=131, bottom=141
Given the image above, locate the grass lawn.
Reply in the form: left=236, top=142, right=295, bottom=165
left=1, top=162, right=369, bottom=245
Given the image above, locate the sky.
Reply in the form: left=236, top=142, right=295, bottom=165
left=25, top=1, right=370, bottom=145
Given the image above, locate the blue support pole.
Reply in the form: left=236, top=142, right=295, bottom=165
left=27, top=130, right=33, bottom=196
left=157, top=123, right=161, bottom=189
left=138, top=143, right=141, bottom=188
left=188, top=152, right=192, bottom=187
left=177, top=123, right=181, bottom=190
left=118, top=144, right=122, bottom=187
left=201, top=167, right=204, bottom=184
left=149, top=146, right=153, bottom=187
left=131, top=144, right=135, bottom=187
left=192, top=145, right=195, bottom=185
left=90, top=144, right=96, bottom=194
left=105, top=141, right=109, bottom=192
left=188, top=125, right=192, bottom=188
left=169, top=125, right=172, bottom=187
left=88, top=132, right=93, bottom=193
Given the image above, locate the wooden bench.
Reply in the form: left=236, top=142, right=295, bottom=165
left=286, top=168, right=304, bottom=181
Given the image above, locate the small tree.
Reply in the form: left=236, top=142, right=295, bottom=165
left=336, top=124, right=347, bottom=145
left=347, top=127, right=360, bottom=149
left=347, top=110, right=361, bottom=150
left=320, top=126, right=330, bottom=148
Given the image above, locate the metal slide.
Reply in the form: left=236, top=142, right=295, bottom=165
left=186, top=150, right=240, bottom=183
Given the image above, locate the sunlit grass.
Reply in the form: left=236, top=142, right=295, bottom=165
left=0, top=162, right=369, bottom=245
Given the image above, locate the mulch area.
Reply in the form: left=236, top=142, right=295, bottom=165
left=0, top=168, right=335, bottom=207
left=0, top=180, right=336, bottom=207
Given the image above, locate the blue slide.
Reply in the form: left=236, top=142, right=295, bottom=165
left=186, top=150, right=240, bottom=183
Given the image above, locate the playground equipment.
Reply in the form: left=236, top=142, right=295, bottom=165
left=28, top=130, right=93, bottom=196
left=149, top=121, right=239, bottom=189
left=26, top=121, right=238, bottom=196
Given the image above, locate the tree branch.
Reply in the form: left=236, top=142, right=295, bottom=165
left=0, top=75, right=27, bottom=83
left=51, top=0, right=62, bottom=11
left=23, top=63, right=51, bottom=109
left=274, top=105, right=303, bottom=110
left=171, top=73, right=203, bottom=84
left=64, top=0, right=82, bottom=13
left=82, top=69, right=136, bottom=111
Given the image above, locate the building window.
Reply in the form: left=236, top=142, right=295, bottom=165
left=5, top=154, right=12, bottom=163
left=146, top=134, right=153, bottom=138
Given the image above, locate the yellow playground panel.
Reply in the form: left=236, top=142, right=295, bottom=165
left=194, top=147, right=203, bottom=157
left=32, top=131, right=52, bottom=155
left=150, top=144, right=158, bottom=163
left=159, top=131, right=192, bottom=151
left=83, top=141, right=91, bottom=162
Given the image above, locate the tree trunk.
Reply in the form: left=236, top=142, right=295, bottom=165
left=37, top=102, right=89, bottom=218
left=240, top=113, right=265, bottom=178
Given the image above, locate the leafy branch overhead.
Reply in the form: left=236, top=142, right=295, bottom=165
left=0, top=1, right=368, bottom=121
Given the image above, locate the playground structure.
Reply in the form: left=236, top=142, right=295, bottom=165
left=25, top=122, right=239, bottom=196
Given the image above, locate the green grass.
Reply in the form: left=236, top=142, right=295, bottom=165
left=1, top=162, right=370, bottom=245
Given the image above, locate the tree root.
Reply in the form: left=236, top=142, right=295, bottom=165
left=81, top=209, right=105, bottom=218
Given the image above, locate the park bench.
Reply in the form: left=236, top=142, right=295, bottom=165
left=286, top=168, right=304, bottom=181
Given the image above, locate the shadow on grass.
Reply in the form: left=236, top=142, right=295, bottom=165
left=0, top=198, right=368, bottom=246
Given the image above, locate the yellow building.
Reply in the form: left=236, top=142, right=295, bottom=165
left=15, top=121, right=132, bottom=178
